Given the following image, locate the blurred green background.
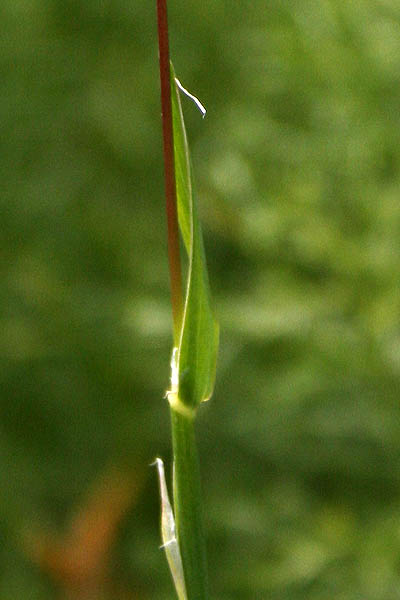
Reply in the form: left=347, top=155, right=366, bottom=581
left=2, top=0, right=400, bottom=598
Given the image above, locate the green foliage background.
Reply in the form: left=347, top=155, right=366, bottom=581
left=2, top=0, right=400, bottom=598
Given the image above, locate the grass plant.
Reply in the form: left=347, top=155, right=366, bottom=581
left=155, top=1, right=219, bottom=599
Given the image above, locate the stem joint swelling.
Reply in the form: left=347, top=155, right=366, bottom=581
left=167, top=392, right=196, bottom=420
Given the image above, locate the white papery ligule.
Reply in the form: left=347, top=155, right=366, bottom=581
left=167, top=348, right=195, bottom=418
left=154, top=458, right=187, bottom=600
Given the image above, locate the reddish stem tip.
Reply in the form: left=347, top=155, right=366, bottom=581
left=157, top=0, right=183, bottom=343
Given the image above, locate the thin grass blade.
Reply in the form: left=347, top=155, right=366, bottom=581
left=169, top=62, right=219, bottom=413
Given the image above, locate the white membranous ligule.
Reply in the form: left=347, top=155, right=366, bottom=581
left=166, top=347, right=195, bottom=418
left=153, top=458, right=187, bottom=600
left=170, top=347, right=179, bottom=393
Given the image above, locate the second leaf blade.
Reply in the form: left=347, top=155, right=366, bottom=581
left=170, top=64, right=219, bottom=412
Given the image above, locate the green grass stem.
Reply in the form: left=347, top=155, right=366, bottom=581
left=157, top=3, right=215, bottom=598
left=170, top=408, right=209, bottom=600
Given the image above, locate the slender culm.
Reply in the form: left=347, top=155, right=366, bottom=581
left=156, top=0, right=183, bottom=345
left=156, top=2, right=218, bottom=599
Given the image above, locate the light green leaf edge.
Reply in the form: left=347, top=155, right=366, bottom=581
left=168, top=62, right=219, bottom=415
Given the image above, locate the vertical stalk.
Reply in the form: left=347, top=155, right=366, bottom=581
left=171, top=409, right=209, bottom=600
left=157, top=0, right=183, bottom=344
left=157, top=2, right=210, bottom=599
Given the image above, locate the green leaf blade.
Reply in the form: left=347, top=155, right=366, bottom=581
left=170, top=63, right=219, bottom=412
